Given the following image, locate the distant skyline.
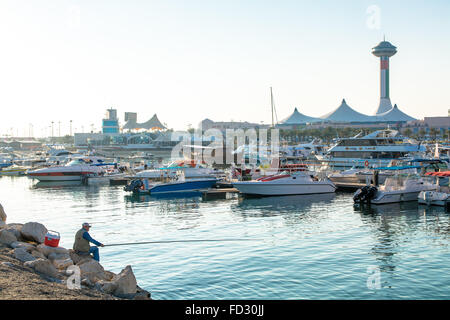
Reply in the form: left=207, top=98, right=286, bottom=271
left=1, top=0, right=450, bottom=137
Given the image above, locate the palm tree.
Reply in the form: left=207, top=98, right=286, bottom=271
left=402, top=128, right=412, bottom=137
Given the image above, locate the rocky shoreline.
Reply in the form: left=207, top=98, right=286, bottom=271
left=0, top=205, right=151, bottom=300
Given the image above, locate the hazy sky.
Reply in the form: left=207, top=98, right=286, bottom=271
left=1, top=0, right=449, bottom=137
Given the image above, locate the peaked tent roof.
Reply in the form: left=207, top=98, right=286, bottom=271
left=123, top=114, right=166, bottom=130
left=375, top=104, right=416, bottom=122
left=279, top=107, right=323, bottom=124
left=320, top=99, right=374, bottom=122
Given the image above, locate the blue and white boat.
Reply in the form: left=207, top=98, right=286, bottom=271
left=148, top=178, right=218, bottom=194
left=124, top=172, right=218, bottom=195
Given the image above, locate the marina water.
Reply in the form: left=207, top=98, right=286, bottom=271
left=1, top=176, right=449, bottom=299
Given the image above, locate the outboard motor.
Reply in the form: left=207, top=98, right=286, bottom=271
left=353, top=186, right=370, bottom=202
left=361, top=186, right=378, bottom=202
left=124, top=179, right=143, bottom=192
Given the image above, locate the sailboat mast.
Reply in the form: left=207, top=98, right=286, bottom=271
left=270, top=87, right=274, bottom=128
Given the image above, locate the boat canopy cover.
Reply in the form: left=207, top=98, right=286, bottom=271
left=425, top=171, right=450, bottom=177
left=374, top=165, right=421, bottom=170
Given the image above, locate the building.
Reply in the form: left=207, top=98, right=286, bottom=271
left=198, top=119, right=269, bottom=131
left=123, top=113, right=166, bottom=131
left=102, top=108, right=120, bottom=134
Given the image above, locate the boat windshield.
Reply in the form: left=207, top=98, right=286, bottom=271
left=67, top=159, right=89, bottom=166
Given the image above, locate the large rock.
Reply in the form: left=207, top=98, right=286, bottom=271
left=112, top=265, right=137, bottom=296
left=36, top=244, right=68, bottom=258
left=0, top=221, right=5, bottom=229
left=21, top=222, right=47, bottom=243
left=95, top=280, right=118, bottom=294
left=52, top=258, right=73, bottom=270
left=0, top=203, right=6, bottom=222
left=0, top=229, right=18, bottom=246
left=48, top=252, right=70, bottom=261
left=78, top=259, right=108, bottom=283
left=30, top=249, right=47, bottom=260
left=69, top=249, right=92, bottom=265
left=134, top=286, right=151, bottom=300
left=10, top=241, right=36, bottom=251
left=14, top=247, right=37, bottom=263
left=4, top=224, right=23, bottom=240
left=24, top=258, right=58, bottom=278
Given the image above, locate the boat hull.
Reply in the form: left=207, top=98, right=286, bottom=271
left=233, top=181, right=336, bottom=196
left=370, top=187, right=437, bottom=205
left=149, top=179, right=217, bottom=194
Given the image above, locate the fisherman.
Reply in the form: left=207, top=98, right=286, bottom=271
left=73, top=222, right=104, bottom=262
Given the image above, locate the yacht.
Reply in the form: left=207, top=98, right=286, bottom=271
left=27, top=157, right=115, bottom=181
left=233, top=171, right=336, bottom=196
left=317, top=129, right=426, bottom=170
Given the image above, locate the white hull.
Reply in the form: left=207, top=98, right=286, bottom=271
left=418, top=191, right=449, bottom=206
left=371, top=186, right=437, bottom=204
left=233, top=181, right=336, bottom=196
left=31, top=175, right=84, bottom=181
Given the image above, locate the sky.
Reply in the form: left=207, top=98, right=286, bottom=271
left=0, top=0, right=449, bottom=137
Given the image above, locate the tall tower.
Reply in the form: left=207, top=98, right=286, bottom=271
left=372, top=39, right=397, bottom=115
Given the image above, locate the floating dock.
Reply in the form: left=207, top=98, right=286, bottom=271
left=202, top=188, right=239, bottom=201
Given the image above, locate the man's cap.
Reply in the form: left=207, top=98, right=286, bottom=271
left=82, top=222, right=92, bottom=227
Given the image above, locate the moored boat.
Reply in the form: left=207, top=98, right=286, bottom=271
left=27, top=157, right=115, bottom=181
left=233, top=171, right=336, bottom=196
left=353, top=170, right=438, bottom=205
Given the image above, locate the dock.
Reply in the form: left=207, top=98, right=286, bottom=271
left=334, top=182, right=368, bottom=190
left=202, top=188, right=239, bottom=201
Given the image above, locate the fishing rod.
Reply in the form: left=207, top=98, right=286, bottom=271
left=101, top=238, right=262, bottom=248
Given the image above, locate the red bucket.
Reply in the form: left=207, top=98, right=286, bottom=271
left=44, top=230, right=60, bottom=247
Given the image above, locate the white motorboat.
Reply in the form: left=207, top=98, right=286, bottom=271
left=233, top=171, right=336, bottom=196
left=418, top=190, right=450, bottom=206
left=27, top=157, right=115, bottom=181
left=353, top=173, right=438, bottom=205
left=0, top=165, right=29, bottom=176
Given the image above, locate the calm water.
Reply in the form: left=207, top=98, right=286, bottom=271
left=1, top=176, right=449, bottom=300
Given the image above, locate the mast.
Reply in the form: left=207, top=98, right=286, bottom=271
left=270, top=87, right=274, bottom=127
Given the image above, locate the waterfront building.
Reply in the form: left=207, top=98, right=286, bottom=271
left=102, top=108, right=120, bottom=134
left=123, top=113, right=166, bottom=132
left=198, top=119, right=269, bottom=132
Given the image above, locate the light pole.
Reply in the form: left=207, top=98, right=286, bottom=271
left=70, top=120, right=73, bottom=136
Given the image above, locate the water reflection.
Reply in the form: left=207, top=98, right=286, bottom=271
left=354, top=202, right=450, bottom=278
left=234, top=193, right=336, bottom=216
left=32, top=181, right=83, bottom=188
left=124, top=193, right=202, bottom=214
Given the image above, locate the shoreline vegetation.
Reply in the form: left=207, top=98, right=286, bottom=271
left=0, top=205, right=151, bottom=300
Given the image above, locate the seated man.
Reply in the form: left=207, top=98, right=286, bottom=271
left=73, top=222, right=104, bottom=262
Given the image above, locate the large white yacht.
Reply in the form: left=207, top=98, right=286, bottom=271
left=317, top=129, right=426, bottom=170
left=27, top=157, right=114, bottom=181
